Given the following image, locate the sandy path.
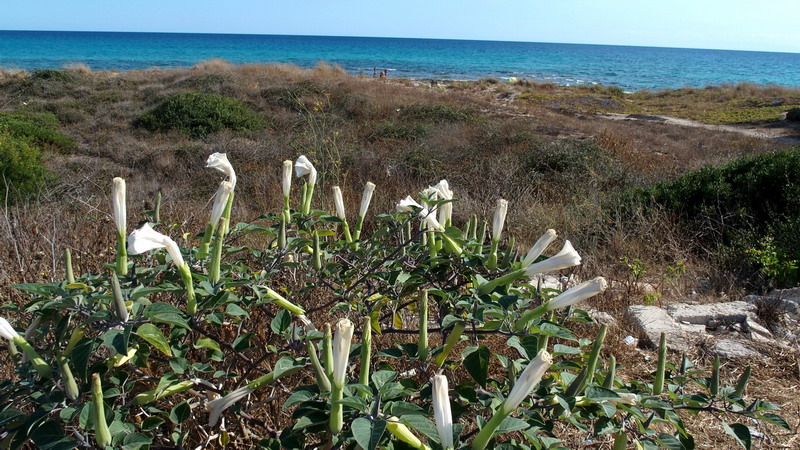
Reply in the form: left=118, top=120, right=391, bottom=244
left=597, top=113, right=800, bottom=144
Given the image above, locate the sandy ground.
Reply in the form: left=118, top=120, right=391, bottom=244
left=597, top=112, right=800, bottom=145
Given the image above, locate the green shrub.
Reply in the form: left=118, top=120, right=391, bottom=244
left=400, top=104, right=474, bottom=123
left=787, top=107, right=800, bottom=121
left=0, top=133, right=48, bottom=200
left=30, top=69, right=74, bottom=83
left=370, top=121, right=429, bottom=141
left=2, top=154, right=786, bottom=448
left=635, top=149, right=800, bottom=276
left=0, top=111, right=76, bottom=153
left=134, top=91, right=264, bottom=137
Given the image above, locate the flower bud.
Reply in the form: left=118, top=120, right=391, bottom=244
left=432, top=374, right=454, bottom=449
left=492, top=199, right=508, bottom=242
left=282, top=160, right=293, bottom=197
left=359, top=182, right=376, bottom=218
left=112, top=177, right=126, bottom=236
left=522, top=229, right=558, bottom=267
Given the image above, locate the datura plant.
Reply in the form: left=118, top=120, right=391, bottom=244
left=0, top=153, right=786, bottom=450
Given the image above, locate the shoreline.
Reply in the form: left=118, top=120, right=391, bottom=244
left=2, top=61, right=800, bottom=93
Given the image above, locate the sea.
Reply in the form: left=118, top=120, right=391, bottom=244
left=1, top=30, right=799, bottom=91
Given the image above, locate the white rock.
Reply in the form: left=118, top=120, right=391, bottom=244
left=712, top=339, right=762, bottom=359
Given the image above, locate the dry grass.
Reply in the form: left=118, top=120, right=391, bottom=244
left=1, top=62, right=799, bottom=446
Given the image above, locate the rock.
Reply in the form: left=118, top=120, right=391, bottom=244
left=626, top=305, right=702, bottom=352
left=627, top=301, right=774, bottom=358
left=586, top=308, right=617, bottom=327
left=712, top=339, right=762, bottom=359
left=666, top=301, right=755, bottom=325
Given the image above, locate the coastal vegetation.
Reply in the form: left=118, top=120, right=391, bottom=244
left=0, top=62, right=798, bottom=448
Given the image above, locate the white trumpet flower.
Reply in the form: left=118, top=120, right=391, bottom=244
left=206, top=152, right=236, bottom=188
left=492, top=199, right=509, bottom=242
left=524, top=240, right=581, bottom=276
left=282, top=160, right=293, bottom=197
left=112, top=177, right=126, bottom=235
left=396, top=195, right=423, bottom=212
left=522, top=229, right=558, bottom=267
left=127, top=223, right=185, bottom=267
left=331, top=318, right=354, bottom=388
left=359, top=182, right=376, bottom=218
left=432, top=374, right=454, bottom=449
left=545, top=277, right=607, bottom=311
left=333, top=186, right=346, bottom=220
left=206, top=385, right=251, bottom=427
left=503, top=349, right=552, bottom=413
left=294, top=155, right=317, bottom=185
left=210, top=181, right=234, bottom=228
left=397, top=196, right=442, bottom=230
left=433, top=179, right=453, bottom=226
left=0, top=317, right=19, bottom=341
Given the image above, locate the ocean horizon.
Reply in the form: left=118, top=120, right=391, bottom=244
left=1, top=30, right=799, bottom=91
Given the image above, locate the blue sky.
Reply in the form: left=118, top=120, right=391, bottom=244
left=3, top=0, right=799, bottom=53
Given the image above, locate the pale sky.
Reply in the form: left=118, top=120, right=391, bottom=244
left=2, top=0, right=799, bottom=53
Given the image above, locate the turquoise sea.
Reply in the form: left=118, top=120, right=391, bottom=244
left=1, top=30, right=799, bottom=91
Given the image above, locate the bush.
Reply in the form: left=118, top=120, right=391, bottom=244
left=0, top=133, right=48, bottom=200
left=30, top=69, right=74, bottom=83
left=635, top=149, right=800, bottom=278
left=1, top=154, right=787, bottom=449
left=400, top=104, right=474, bottom=123
left=134, top=91, right=264, bottom=137
left=0, top=111, right=77, bottom=153
left=787, top=107, right=800, bottom=121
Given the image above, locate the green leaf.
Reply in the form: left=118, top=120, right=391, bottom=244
left=532, top=321, right=576, bottom=341
left=28, top=420, right=77, bottom=450
left=225, top=303, right=249, bottom=317
left=283, top=389, right=316, bottom=410
left=271, top=309, right=292, bottom=335
left=371, top=371, right=397, bottom=390
left=122, top=432, right=153, bottom=450
left=351, top=417, right=386, bottom=450
left=759, top=413, right=790, bottom=430
left=463, top=345, right=491, bottom=387
left=386, top=401, right=426, bottom=416
left=170, top=401, right=191, bottom=425
left=507, top=335, right=539, bottom=359
left=194, top=337, right=222, bottom=353
left=144, top=303, right=189, bottom=329
left=552, top=344, right=581, bottom=355
left=495, top=417, right=530, bottom=434
left=102, top=328, right=130, bottom=355
left=136, top=323, right=172, bottom=357
left=400, top=415, right=441, bottom=444
left=656, top=434, right=686, bottom=450
left=585, top=386, right=620, bottom=401
left=722, top=423, right=751, bottom=449
left=141, top=416, right=165, bottom=431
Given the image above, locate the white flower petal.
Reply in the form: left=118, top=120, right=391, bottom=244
left=206, top=152, right=237, bottom=188
left=112, top=177, right=126, bottom=235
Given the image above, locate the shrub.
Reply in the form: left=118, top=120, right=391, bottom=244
left=0, top=111, right=77, bottom=153
left=400, top=104, right=474, bottom=123
left=0, top=133, right=48, bottom=200
left=30, top=69, right=74, bottom=83
left=635, top=149, right=800, bottom=281
left=134, top=91, right=264, bottom=137
left=787, top=107, right=800, bottom=121
left=1, top=154, right=786, bottom=449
